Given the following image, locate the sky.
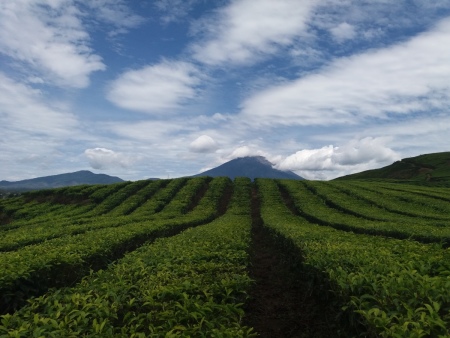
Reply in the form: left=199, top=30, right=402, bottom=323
left=1, top=0, right=450, bottom=181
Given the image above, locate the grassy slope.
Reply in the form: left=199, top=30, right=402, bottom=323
left=335, top=151, right=450, bottom=186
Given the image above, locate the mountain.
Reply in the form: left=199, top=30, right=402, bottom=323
left=335, top=151, right=450, bottom=185
left=194, top=156, right=303, bottom=180
left=0, top=170, right=124, bottom=191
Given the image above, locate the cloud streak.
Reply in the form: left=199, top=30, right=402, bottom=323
left=191, top=0, right=318, bottom=66
left=0, top=72, right=82, bottom=180
left=241, top=17, right=450, bottom=126
left=0, top=0, right=106, bottom=88
left=330, top=22, right=357, bottom=42
left=0, top=72, right=78, bottom=135
left=84, top=0, right=144, bottom=36
left=2, top=1, right=450, bottom=181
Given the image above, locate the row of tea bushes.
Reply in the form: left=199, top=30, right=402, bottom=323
left=0, top=178, right=254, bottom=337
left=257, top=178, right=450, bottom=337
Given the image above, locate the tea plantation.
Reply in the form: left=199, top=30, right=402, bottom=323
left=0, top=177, right=449, bottom=337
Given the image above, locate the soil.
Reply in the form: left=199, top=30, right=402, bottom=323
left=185, top=178, right=212, bottom=213
left=243, top=186, right=343, bottom=337
left=217, top=180, right=233, bottom=216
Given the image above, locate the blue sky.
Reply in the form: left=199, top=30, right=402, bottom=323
left=1, top=0, right=450, bottom=181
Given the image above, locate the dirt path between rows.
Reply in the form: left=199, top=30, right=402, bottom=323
left=243, top=185, right=342, bottom=337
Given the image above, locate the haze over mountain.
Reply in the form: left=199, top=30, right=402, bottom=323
left=194, top=156, right=303, bottom=180
left=0, top=171, right=124, bottom=191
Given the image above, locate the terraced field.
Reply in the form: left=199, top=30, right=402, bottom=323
left=0, top=178, right=449, bottom=337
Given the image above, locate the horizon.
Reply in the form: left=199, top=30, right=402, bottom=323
left=5, top=151, right=450, bottom=183
left=1, top=1, right=450, bottom=181
left=1, top=155, right=298, bottom=182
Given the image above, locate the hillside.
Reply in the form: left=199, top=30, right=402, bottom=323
left=194, top=156, right=303, bottom=180
left=335, top=151, right=450, bottom=185
left=0, top=178, right=449, bottom=336
left=0, top=170, right=124, bottom=191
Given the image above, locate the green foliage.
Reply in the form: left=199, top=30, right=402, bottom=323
left=0, top=177, right=232, bottom=314
left=0, top=178, right=254, bottom=337
left=277, top=180, right=450, bottom=245
left=257, top=178, right=450, bottom=337
left=106, top=180, right=164, bottom=216
left=130, top=178, right=188, bottom=217
left=336, top=151, right=450, bottom=185
left=1, top=176, right=449, bottom=336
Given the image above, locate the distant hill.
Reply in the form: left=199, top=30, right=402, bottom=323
left=335, top=152, right=450, bottom=185
left=0, top=170, right=124, bottom=191
left=194, top=156, right=303, bottom=180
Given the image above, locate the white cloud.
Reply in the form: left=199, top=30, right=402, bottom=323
left=104, top=115, right=246, bottom=157
left=227, top=146, right=259, bottom=159
left=289, top=46, right=323, bottom=65
left=368, top=115, right=450, bottom=138
left=0, top=72, right=78, bottom=135
left=276, top=137, right=399, bottom=179
left=154, top=0, right=202, bottom=24
left=84, top=0, right=144, bottom=36
left=0, top=0, right=105, bottom=88
left=313, top=0, right=450, bottom=40
left=107, top=60, right=202, bottom=114
left=0, top=72, right=83, bottom=180
left=106, top=119, right=197, bottom=144
left=189, top=135, right=218, bottom=153
left=191, top=0, right=318, bottom=66
left=278, top=145, right=335, bottom=171
left=84, top=148, right=134, bottom=170
left=356, top=114, right=450, bottom=157
left=330, top=22, right=357, bottom=42
left=3, top=0, right=450, bottom=182
left=212, top=113, right=230, bottom=121
left=27, top=76, right=45, bottom=84
left=241, top=17, right=450, bottom=126
left=224, top=146, right=283, bottom=165
left=332, top=137, right=399, bottom=166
